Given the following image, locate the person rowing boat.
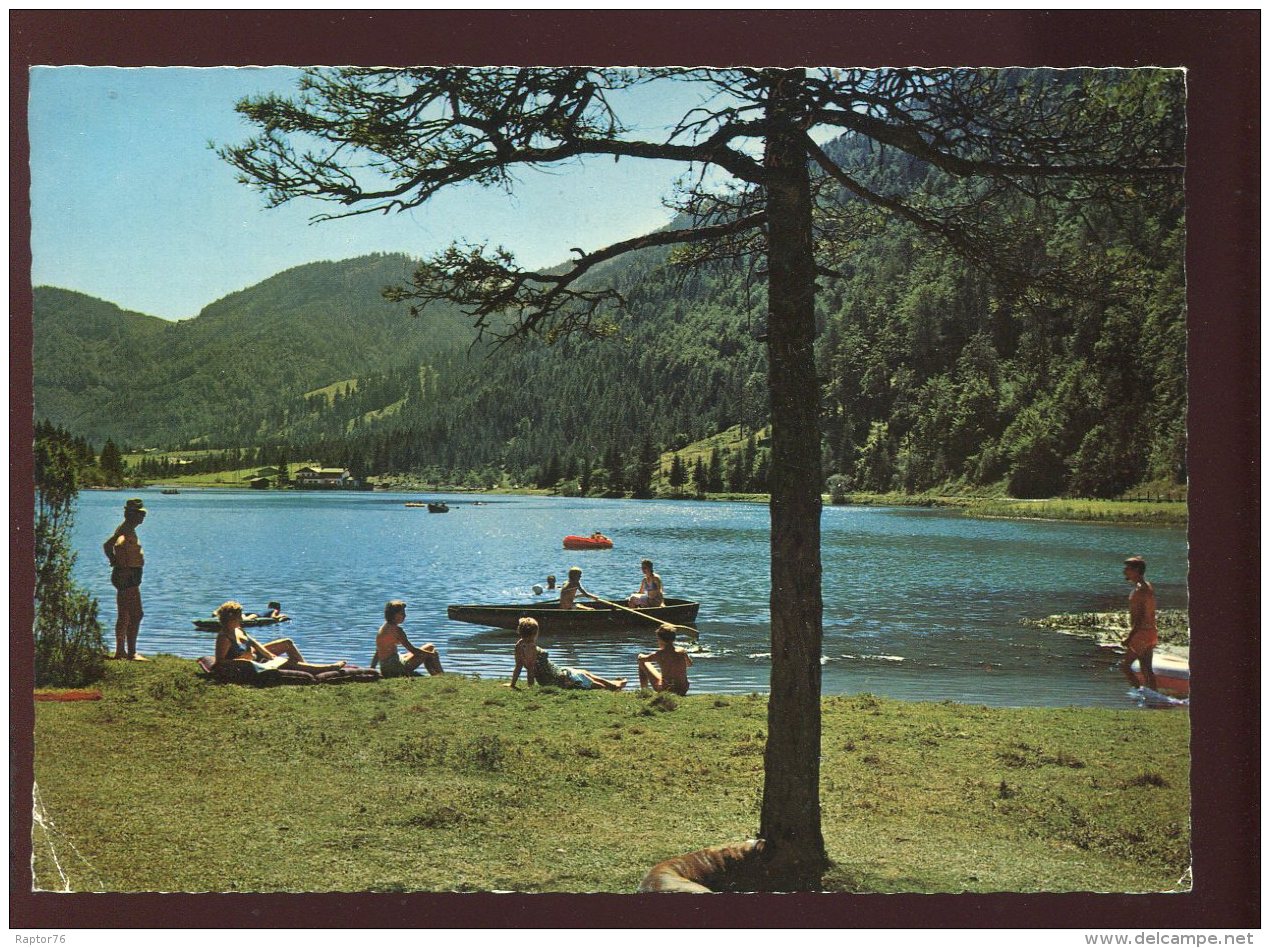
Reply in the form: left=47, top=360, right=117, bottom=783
left=559, top=567, right=597, bottom=610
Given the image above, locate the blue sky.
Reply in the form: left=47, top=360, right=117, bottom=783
left=29, top=67, right=714, bottom=320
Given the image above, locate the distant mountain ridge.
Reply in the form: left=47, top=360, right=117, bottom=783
left=34, top=253, right=479, bottom=446
left=33, top=132, right=1186, bottom=499
left=33, top=287, right=174, bottom=435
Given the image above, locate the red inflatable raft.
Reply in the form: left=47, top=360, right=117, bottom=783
left=563, top=533, right=613, bottom=550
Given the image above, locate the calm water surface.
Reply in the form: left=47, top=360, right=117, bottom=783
left=70, top=490, right=1188, bottom=707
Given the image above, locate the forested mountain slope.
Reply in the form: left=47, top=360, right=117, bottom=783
left=310, top=163, right=1185, bottom=499
left=34, top=136, right=1185, bottom=499
left=34, top=254, right=478, bottom=447
left=33, top=288, right=173, bottom=434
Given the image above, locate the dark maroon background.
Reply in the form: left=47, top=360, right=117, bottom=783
left=10, top=10, right=1259, bottom=929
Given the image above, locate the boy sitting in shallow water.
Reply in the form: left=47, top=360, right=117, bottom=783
left=637, top=624, right=692, bottom=696
left=371, top=600, right=443, bottom=677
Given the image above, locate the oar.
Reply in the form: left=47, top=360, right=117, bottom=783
left=590, top=594, right=699, bottom=641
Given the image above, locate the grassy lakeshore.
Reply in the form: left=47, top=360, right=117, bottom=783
left=136, top=473, right=1186, bottom=526
left=831, top=493, right=1187, bottom=526
left=33, top=659, right=1189, bottom=893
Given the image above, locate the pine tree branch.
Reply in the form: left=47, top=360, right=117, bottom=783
left=811, top=106, right=1184, bottom=179
left=389, top=211, right=767, bottom=344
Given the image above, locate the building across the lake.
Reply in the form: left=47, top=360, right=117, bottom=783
left=293, top=465, right=359, bottom=489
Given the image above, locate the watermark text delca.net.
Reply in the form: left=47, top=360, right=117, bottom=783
left=1085, top=935, right=1254, bottom=946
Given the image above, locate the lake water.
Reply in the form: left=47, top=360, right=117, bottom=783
left=69, top=489, right=1188, bottom=707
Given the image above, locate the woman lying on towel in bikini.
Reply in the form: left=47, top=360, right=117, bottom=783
left=212, top=601, right=346, bottom=683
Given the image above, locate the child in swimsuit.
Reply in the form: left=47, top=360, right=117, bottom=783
left=371, top=600, right=443, bottom=677
left=637, top=624, right=693, bottom=696
left=508, top=617, right=626, bottom=691
left=1118, top=556, right=1159, bottom=691
left=559, top=567, right=597, bottom=610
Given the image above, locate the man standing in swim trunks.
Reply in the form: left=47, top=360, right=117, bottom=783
left=1119, top=555, right=1158, bottom=691
left=103, top=498, right=147, bottom=660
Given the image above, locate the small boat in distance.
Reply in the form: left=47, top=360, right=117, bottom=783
left=161, top=489, right=179, bottom=495
left=447, top=597, right=699, bottom=633
left=428, top=502, right=450, bottom=513
left=191, top=615, right=290, bottom=632
left=404, top=502, right=427, bottom=507
left=564, top=533, right=612, bottom=550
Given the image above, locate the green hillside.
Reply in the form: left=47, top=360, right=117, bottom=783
left=33, top=130, right=1185, bottom=501
left=32, top=288, right=173, bottom=433
left=33, top=253, right=478, bottom=448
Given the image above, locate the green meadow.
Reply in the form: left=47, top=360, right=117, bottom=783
left=33, top=659, right=1189, bottom=894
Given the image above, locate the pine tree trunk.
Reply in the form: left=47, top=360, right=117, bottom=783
left=757, top=69, right=828, bottom=889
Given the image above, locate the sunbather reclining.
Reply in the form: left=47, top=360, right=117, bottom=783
left=212, top=600, right=346, bottom=682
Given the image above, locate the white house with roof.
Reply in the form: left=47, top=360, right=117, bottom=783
left=293, top=465, right=355, bottom=489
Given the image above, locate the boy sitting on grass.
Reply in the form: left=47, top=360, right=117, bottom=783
left=371, top=600, right=444, bottom=678
left=637, top=624, right=692, bottom=696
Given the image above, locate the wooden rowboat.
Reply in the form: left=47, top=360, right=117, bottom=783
left=447, top=597, right=699, bottom=633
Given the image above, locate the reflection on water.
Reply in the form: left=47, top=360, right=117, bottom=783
left=68, top=490, right=1187, bottom=707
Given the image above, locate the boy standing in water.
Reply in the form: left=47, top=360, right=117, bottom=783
left=637, top=624, right=693, bottom=696
left=371, top=600, right=443, bottom=677
left=1119, top=555, right=1158, bottom=691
